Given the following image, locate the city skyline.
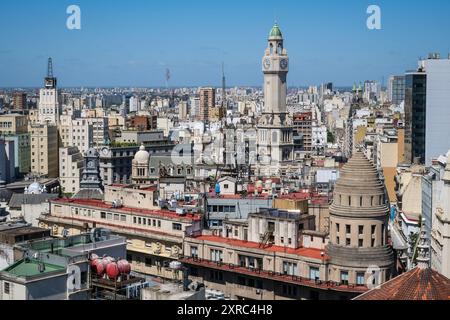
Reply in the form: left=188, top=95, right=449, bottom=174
left=1, top=0, right=450, bottom=87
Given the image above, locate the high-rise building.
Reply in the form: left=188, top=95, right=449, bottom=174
left=12, top=92, right=27, bottom=110
left=59, top=146, right=84, bottom=195
left=405, top=54, right=450, bottom=165
left=199, top=87, right=215, bottom=122
left=256, top=23, right=294, bottom=176
left=404, top=69, right=427, bottom=164
left=29, top=123, right=59, bottom=178
left=38, top=58, right=61, bottom=125
left=388, top=76, right=405, bottom=105
left=422, top=55, right=450, bottom=165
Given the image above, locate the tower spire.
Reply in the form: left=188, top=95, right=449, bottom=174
left=221, top=62, right=226, bottom=108
left=47, top=57, right=53, bottom=78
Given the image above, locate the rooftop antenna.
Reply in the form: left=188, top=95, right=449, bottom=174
left=165, top=68, right=171, bottom=89
left=47, top=57, right=53, bottom=78
left=221, top=62, right=226, bottom=108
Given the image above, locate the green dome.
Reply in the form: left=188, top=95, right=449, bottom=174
left=269, top=23, right=283, bottom=39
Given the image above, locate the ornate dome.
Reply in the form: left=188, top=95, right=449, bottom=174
left=330, top=150, right=388, bottom=218
left=25, top=181, right=47, bottom=195
left=269, top=23, right=283, bottom=39
left=133, top=144, right=150, bottom=163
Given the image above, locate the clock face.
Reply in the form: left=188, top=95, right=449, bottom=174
left=280, top=59, right=288, bottom=70
left=101, top=147, right=109, bottom=156
left=88, top=161, right=95, bottom=168
left=263, top=58, right=271, bottom=70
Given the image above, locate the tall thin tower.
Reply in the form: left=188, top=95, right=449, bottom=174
left=221, top=62, right=226, bottom=109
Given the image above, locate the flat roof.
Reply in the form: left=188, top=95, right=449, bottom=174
left=51, top=198, right=202, bottom=222
left=3, top=259, right=65, bottom=278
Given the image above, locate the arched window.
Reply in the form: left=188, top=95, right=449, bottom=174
left=277, top=43, right=283, bottom=55
left=360, top=196, right=363, bottom=207
left=269, top=43, right=274, bottom=54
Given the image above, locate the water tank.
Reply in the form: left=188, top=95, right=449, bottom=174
left=91, top=259, right=106, bottom=276
left=117, top=259, right=131, bottom=275
left=215, top=183, right=221, bottom=194
left=106, top=261, right=120, bottom=280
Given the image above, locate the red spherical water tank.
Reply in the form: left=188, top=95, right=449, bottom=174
left=117, top=259, right=131, bottom=275
left=106, top=261, right=120, bottom=280
left=90, top=254, right=99, bottom=267
left=91, top=258, right=105, bottom=276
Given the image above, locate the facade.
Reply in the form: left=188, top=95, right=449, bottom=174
left=59, top=147, right=84, bottom=195
left=388, top=75, right=406, bottom=106
left=327, top=151, right=395, bottom=286
left=199, top=87, right=215, bottom=122
left=0, top=139, right=15, bottom=183
left=405, top=55, right=450, bottom=165
left=421, top=56, right=450, bottom=165
left=256, top=24, right=294, bottom=176
left=430, top=153, right=450, bottom=278
left=59, top=116, right=93, bottom=153
left=29, top=123, right=59, bottom=178
left=12, top=92, right=27, bottom=110
left=181, top=207, right=367, bottom=300
left=404, top=70, right=427, bottom=165
left=0, top=114, right=30, bottom=175
left=293, top=112, right=312, bottom=152
left=38, top=186, right=202, bottom=281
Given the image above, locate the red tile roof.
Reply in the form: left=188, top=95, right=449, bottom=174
left=51, top=198, right=202, bottom=222
left=355, top=268, right=450, bottom=300
left=190, top=235, right=328, bottom=260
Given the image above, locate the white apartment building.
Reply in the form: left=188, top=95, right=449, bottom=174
left=59, top=116, right=93, bottom=153
left=59, top=147, right=84, bottom=194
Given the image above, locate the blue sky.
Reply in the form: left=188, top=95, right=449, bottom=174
left=1, top=0, right=449, bottom=87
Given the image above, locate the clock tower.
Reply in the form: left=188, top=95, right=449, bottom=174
left=72, top=147, right=104, bottom=200
left=256, top=23, right=294, bottom=176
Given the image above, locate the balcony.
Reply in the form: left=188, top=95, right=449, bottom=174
left=180, top=256, right=367, bottom=294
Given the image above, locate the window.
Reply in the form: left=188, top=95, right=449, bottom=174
left=100, top=212, right=106, bottom=219
left=309, top=266, right=320, bottom=281
left=356, top=272, right=365, bottom=286
left=371, top=238, right=376, bottom=247
left=340, top=271, right=349, bottom=285
left=211, top=249, right=223, bottom=263
left=358, top=225, right=364, bottom=235
left=346, top=225, right=351, bottom=234
left=346, top=238, right=351, bottom=246
left=358, top=239, right=364, bottom=247
left=336, top=223, right=340, bottom=233
left=107, top=213, right=112, bottom=220
left=145, top=257, right=152, bottom=267
left=120, top=215, right=126, bottom=222
left=113, top=214, right=119, bottom=221
left=336, top=236, right=340, bottom=245
left=158, top=220, right=161, bottom=228
left=4, top=282, right=10, bottom=294
left=172, top=223, right=182, bottom=231
left=282, top=261, right=298, bottom=276
left=133, top=217, right=137, bottom=224
left=190, top=246, right=198, bottom=258
left=371, top=225, right=376, bottom=235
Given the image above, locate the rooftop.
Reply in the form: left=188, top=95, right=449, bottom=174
left=189, top=235, right=326, bottom=260
left=3, top=259, right=65, bottom=278
left=355, top=268, right=450, bottom=300
left=51, top=198, right=202, bottom=222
